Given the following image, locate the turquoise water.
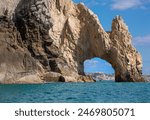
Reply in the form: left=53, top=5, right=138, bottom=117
left=0, top=81, right=150, bottom=103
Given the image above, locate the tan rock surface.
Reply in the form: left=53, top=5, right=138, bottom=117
left=0, top=16, right=43, bottom=84
left=0, top=0, right=144, bottom=83
left=109, top=16, right=143, bottom=82
left=43, top=72, right=62, bottom=82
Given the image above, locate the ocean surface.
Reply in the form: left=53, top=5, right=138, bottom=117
left=0, top=81, right=150, bottom=103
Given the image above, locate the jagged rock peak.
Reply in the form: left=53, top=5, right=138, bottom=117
left=109, top=15, right=143, bottom=82
left=112, top=15, right=128, bottom=31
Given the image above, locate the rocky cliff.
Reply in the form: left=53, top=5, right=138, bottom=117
left=0, top=0, right=144, bottom=84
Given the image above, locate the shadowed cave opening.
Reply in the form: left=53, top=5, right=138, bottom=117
left=84, top=57, right=115, bottom=80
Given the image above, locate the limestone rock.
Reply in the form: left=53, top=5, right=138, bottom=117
left=109, top=16, right=144, bottom=82
left=0, top=16, right=43, bottom=84
left=0, top=0, right=21, bottom=17
left=0, top=0, right=144, bottom=83
left=43, top=72, right=62, bottom=82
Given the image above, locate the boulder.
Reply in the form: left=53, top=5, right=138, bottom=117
left=43, top=72, right=61, bottom=82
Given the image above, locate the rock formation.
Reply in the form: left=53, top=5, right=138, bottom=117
left=143, top=75, right=150, bottom=82
left=86, top=73, right=115, bottom=81
left=0, top=0, right=144, bottom=84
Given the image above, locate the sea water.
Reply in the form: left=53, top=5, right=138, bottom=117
left=0, top=81, right=150, bottom=103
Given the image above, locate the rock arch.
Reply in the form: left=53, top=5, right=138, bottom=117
left=54, top=3, right=143, bottom=82
left=0, top=0, right=144, bottom=83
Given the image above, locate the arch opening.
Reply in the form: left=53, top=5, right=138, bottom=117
left=84, top=57, right=115, bottom=81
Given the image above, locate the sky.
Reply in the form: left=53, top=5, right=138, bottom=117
left=73, top=0, right=150, bottom=74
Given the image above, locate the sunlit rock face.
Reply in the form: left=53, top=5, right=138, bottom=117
left=108, top=16, right=143, bottom=82
left=0, top=0, right=144, bottom=83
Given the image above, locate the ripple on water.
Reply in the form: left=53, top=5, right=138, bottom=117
left=0, top=81, right=150, bottom=103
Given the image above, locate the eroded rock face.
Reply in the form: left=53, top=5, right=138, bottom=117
left=108, top=16, right=143, bottom=82
left=0, top=0, right=20, bottom=16
left=0, top=0, right=144, bottom=83
left=0, top=16, right=43, bottom=84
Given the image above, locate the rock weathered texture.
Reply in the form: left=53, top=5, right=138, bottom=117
left=0, top=0, right=144, bottom=83
left=108, top=16, right=143, bottom=82
left=0, top=0, right=20, bottom=17
left=0, top=16, right=43, bottom=84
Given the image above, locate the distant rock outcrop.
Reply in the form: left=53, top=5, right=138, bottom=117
left=86, top=73, right=115, bottom=81
left=0, top=0, right=144, bottom=84
left=143, top=75, right=150, bottom=82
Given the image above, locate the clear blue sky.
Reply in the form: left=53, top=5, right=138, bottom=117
left=73, top=0, right=150, bottom=74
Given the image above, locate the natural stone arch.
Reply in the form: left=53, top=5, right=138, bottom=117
left=14, top=0, right=144, bottom=82
left=0, top=0, right=144, bottom=83
left=56, top=3, right=144, bottom=82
